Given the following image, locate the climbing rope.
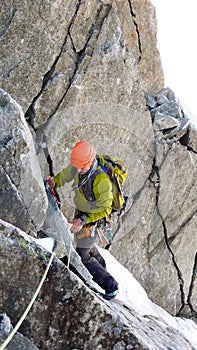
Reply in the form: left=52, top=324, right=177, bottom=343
left=0, top=251, right=55, bottom=350
left=67, top=233, right=72, bottom=268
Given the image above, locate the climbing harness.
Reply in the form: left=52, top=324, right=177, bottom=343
left=97, top=227, right=110, bottom=246
left=0, top=251, right=55, bottom=350
left=95, top=218, right=114, bottom=249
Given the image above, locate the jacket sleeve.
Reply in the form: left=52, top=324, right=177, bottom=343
left=79, top=173, right=113, bottom=224
left=54, top=164, right=76, bottom=187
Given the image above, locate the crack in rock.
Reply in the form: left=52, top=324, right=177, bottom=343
left=128, top=0, right=142, bottom=62
left=48, top=2, right=112, bottom=119
left=25, top=1, right=83, bottom=127
left=187, top=253, right=197, bottom=316
left=151, top=159, right=186, bottom=315
left=0, top=7, right=17, bottom=39
left=25, top=1, right=112, bottom=128
left=6, top=57, right=31, bottom=79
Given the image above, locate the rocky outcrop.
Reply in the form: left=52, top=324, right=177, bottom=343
left=111, top=88, right=197, bottom=316
left=0, top=0, right=196, bottom=345
left=1, top=0, right=163, bottom=118
left=148, top=89, right=197, bottom=316
left=149, top=90, right=197, bottom=315
left=0, top=90, right=48, bottom=234
left=0, top=314, right=39, bottom=350
left=0, top=0, right=78, bottom=112
left=0, top=220, right=195, bottom=350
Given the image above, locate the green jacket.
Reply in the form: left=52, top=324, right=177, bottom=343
left=54, top=163, right=113, bottom=224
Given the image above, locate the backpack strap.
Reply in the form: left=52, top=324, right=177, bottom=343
left=86, top=158, right=126, bottom=216
left=98, top=162, right=111, bottom=178
left=86, top=168, right=103, bottom=201
left=102, top=155, right=125, bottom=173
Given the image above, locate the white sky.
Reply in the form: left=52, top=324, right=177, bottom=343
left=151, top=0, right=197, bottom=128
left=36, top=236, right=197, bottom=349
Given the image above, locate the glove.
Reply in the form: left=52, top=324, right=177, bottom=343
left=45, top=176, right=55, bottom=188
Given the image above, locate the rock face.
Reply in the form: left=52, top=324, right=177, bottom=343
left=0, top=220, right=195, bottom=350
left=0, top=89, right=48, bottom=234
left=0, top=313, right=39, bottom=350
left=0, top=0, right=77, bottom=112
left=113, top=88, right=197, bottom=316
left=0, top=0, right=163, bottom=117
left=0, top=1, right=197, bottom=348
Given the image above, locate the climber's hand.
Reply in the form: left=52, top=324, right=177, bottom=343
left=70, top=218, right=83, bottom=233
left=45, top=176, right=55, bottom=188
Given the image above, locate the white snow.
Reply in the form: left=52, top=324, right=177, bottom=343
left=99, top=248, right=197, bottom=350
left=35, top=237, right=197, bottom=349
left=30, top=236, right=55, bottom=253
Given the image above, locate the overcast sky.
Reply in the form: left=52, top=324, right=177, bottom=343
left=151, top=0, right=197, bottom=127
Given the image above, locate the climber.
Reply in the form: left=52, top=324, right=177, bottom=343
left=45, top=140, right=119, bottom=300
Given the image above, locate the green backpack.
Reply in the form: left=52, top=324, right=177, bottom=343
left=90, top=154, right=128, bottom=214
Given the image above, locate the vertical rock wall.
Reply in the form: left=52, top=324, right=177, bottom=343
left=0, top=0, right=196, bottom=317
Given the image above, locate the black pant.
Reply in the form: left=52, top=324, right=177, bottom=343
left=76, top=234, right=118, bottom=294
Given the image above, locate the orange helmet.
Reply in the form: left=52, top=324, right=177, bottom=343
left=70, top=141, right=96, bottom=169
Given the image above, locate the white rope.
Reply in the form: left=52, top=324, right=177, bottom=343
left=67, top=234, right=72, bottom=268
left=0, top=251, right=55, bottom=350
